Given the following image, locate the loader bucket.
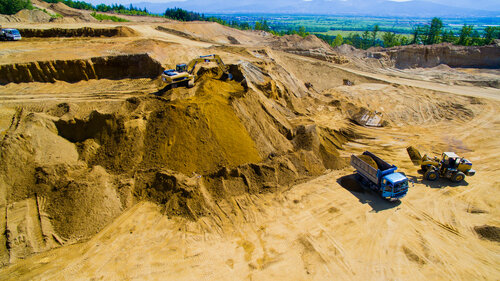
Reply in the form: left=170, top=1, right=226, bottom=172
left=406, top=146, right=423, bottom=166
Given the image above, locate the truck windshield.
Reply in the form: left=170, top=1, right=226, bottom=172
left=10, top=30, right=20, bottom=35
left=394, top=181, right=407, bottom=192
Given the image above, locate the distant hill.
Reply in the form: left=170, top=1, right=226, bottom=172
left=129, top=0, right=499, bottom=17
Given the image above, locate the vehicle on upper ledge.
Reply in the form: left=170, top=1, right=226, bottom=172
left=0, top=28, right=22, bottom=41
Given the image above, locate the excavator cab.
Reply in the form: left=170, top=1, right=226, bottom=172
left=176, top=64, right=188, bottom=73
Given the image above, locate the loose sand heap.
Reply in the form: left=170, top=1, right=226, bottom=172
left=0, top=61, right=351, bottom=265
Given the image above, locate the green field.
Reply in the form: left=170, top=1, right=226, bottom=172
left=210, top=14, right=500, bottom=35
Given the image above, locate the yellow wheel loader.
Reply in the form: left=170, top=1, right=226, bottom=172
left=161, top=54, right=232, bottom=88
left=406, top=146, right=475, bottom=183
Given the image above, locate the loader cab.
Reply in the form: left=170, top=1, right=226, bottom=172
left=441, top=152, right=460, bottom=170
left=176, top=64, right=188, bottom=73
left=381, top=173, right=409, bottom=200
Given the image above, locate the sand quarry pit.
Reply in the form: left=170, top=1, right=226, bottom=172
left=0, top=18, right=499, bottom=281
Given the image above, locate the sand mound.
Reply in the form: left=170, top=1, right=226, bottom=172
left=47, top=2, right=96, bottom=22
left=0, top=61, right=351, bottom=265
left=268, top=34, right=348, bottom=64
left=15, top=9, right=52, bottom=23
left=158, top=21, right=264, bottom=45
left=324, top=84, right=476, bottom=126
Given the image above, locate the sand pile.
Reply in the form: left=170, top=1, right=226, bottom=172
left=47, top=2, right=96, bottom=22
left=0, top=63, right=350, bottom=265
left=15, top=9, right=52, bottom=23
left=324, top=84, right=477, bottom=126
left=268, top=34, right=348, bottom=64
left=358, top=154, right=378, bottom=169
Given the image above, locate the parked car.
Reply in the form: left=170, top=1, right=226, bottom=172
left=0, top=28, right=22, bottom=41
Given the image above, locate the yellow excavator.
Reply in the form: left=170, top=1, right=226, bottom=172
left=161, top=54, right=232, bottom=88
left=406, top=146, right=475, bottom=182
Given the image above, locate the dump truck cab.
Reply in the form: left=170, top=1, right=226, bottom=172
left=381, top=172, right=410, bottom=199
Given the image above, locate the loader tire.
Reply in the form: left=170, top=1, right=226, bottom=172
left=452, top=172, right=465, bottom=183
left=424, top=169, right=439, bottom=181
left=187, top=80, right=194, bottom=88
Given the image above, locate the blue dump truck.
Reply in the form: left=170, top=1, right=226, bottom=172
left=350, top=151, right=410, bottom=200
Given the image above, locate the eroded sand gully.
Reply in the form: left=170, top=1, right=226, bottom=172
left=0, top=15, right=499, bottom=280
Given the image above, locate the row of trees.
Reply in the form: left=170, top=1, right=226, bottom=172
left=346, top=18, right=500, bottom=50
left=41, top=0, right=152, bottom=16
left=163, top=9, right=313, bottom=38
left=0, top=0, right=33, bottom=15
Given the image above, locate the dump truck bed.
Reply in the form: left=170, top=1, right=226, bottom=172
left=350, top=151, right=397, bottom=185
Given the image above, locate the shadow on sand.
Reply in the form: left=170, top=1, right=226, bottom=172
left=337, top=174, right=401, bottom=213
left=152, top=84, right=173, bottom=96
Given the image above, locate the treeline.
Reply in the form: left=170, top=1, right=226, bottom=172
left=327, top=18, right=500, bottom=50
left=0, top=0, right=33, bottom=15
left=164, top=8, right=311, bottom=38
left=41, top=0, right=153, bottom=16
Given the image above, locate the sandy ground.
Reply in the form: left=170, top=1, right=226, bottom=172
left=0, top=19, right=499, bottom=281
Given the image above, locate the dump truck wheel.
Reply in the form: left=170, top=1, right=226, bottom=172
left=424, top=169, right=439, bottom=181
left=452, top=172, right=465, bottom=183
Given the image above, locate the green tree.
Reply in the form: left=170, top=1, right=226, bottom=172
left=361, top=30, right=370, bottom=49
left=441, top=30, right=455, bottom=43
left=471, top=30, right=482, bottom=45
left=424, top=17, right=443, bottom=45
left=411, top=26, right=425, bottom=44
left=382, top=32, right=400, bottom=48
left=0, top=0, right=33, bottom=15
left=458, top=24, right=473, bottom=46
left=332, top=34, right=343, bottom=47
left=298, top=26, right=308, bottom=37
left=371, top=24, right=380, bottom=44
left=254, top=21, right=262, bottom=31
left=484, top=26, right=499, bottom=45
left=400, top=36, right=410, bottom=46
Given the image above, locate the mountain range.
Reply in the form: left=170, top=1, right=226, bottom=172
left=119, top=0, right=500, bottom=17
